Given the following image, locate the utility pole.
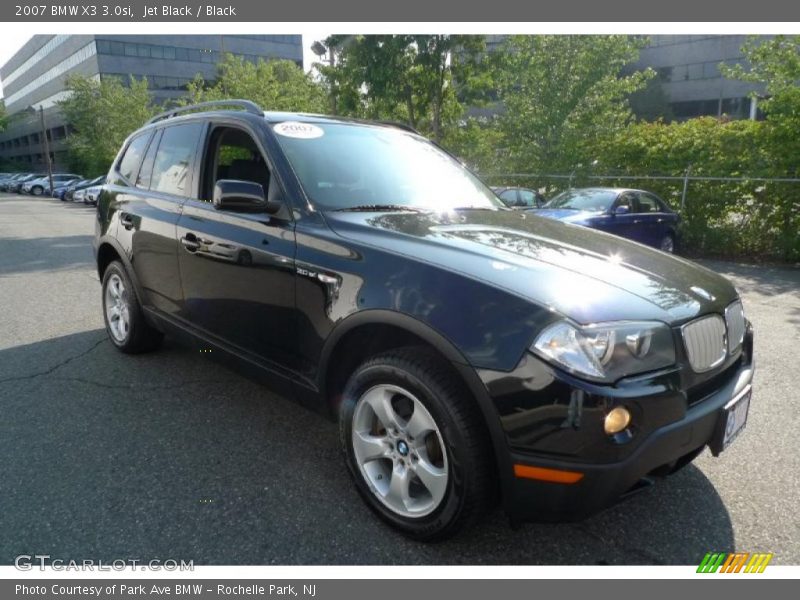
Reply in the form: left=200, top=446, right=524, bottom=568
left=39, top=106, right=54, bottom=194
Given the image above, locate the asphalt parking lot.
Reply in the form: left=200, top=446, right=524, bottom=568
left=1, top=192, right=798, bottom=565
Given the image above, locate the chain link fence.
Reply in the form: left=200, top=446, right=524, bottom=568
left=483, top=171, right=800, bottom=263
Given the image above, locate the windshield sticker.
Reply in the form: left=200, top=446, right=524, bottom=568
left=273, top=122, right=324, bottom=139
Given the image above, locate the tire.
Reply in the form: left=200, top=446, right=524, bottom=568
left=31, top=186, right=43, bottom=196
left=339, top=347, right=494, bottom=541
left=658, top=233, right=675, bottom=254
left=101, top=261, right=163, bottom=353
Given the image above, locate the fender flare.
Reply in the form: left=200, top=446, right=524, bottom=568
left=95, top=236, right=147, bottom=306
left=319, top=309, right=514, bottom=502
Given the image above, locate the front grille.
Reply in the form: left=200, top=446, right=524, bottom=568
left=682, top=314, right=727, bottom=373
left=687, top=356, right=741, bottom=406
left=725, top=300, right=746, bottom=353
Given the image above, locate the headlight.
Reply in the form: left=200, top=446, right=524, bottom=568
left=532, top=320, right=675, bottom=382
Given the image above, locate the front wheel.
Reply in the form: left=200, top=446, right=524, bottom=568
left=31, top=186, right=44, bottom=196
left=339, top=347, right=494, bottom=541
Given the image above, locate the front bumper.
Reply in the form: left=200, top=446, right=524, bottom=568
left=481, top=324, right=754, bottom=522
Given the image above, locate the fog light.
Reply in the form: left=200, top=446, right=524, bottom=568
left=604, top=407, right=631, bottom=435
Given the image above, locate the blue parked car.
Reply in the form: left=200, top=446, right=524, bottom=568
left=532, top=187, right=680, bottom=253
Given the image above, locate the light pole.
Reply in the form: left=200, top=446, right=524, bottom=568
left=312, top=40, right=336, bottom=114
left=28, top=105, right=53, bottom=193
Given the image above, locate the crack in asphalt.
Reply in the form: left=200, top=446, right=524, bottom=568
left=47, top=376, right=229, bottom=391
left=0, top=336, right=107, bottom=385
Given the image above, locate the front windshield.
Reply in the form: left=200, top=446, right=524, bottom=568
left=272, top=122, right=504, bottom=211
left=545, top=189, right=618, bottom=212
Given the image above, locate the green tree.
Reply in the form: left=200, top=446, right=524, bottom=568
left=723, top=35, right=800, bottom=259
left=187, top=54, right=326, bottom=113
left=318, top=35, right=491, bottom=142
left=629, top=69, right=674, bottom=122
left=0, top=101, right=8, bottom=132
left=59, top=75, right=157, bottom=176
left=496, top=35, right=652, bottom=185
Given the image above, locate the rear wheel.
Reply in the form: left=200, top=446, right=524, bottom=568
left=659, top=234, right=675, bottom=254
left=339, top=347, right=494, bottom=541
left=101, top=261, right=163, bottom=353
left=31, top=185, right=44, bottom=196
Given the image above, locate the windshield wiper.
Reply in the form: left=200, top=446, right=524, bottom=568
left=333, top=204, right=427, bottom=213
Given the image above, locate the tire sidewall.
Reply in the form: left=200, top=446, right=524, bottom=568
left=340, top=360, right=473, bottom=539
left=101, top=262, right=135, bottom=350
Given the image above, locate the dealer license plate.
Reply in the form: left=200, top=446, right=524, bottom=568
left=711, top=386, right=751, bottom=455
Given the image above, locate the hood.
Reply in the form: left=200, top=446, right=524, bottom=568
left=323, top=209, right=737, bottom=325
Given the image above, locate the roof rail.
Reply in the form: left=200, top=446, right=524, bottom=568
left=147, top=99, right=263, bottom=125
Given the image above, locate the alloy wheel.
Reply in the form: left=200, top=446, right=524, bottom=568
left=351, top=384, right=449, bottom=518
left=104, top=273, right=131, bottom=342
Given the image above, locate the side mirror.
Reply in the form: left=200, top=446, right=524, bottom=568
left=213, top=179, right=280, bottom=214
left=613, top=205, right=630, bottom=216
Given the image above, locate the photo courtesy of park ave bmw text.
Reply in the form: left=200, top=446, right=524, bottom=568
left=0, top=0, right=798, bottom=593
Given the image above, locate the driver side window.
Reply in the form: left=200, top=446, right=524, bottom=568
left=202, top=126, right=270, bottom=203
left=498, top=189, right=518, bottom=206
left=615, top=193, right=634, bottom=212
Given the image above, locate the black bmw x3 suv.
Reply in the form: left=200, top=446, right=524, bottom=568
left=94, top=100, right=754, bottom=541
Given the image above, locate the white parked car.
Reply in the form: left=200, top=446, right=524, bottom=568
left=22, top=174, right=82, bottom=196
left=83, top=185, right=103, bottom=205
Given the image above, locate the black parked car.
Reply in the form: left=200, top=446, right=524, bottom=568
left=94, top=100, right=754, bottom=540
left=492, top=186, right=546, bottom=209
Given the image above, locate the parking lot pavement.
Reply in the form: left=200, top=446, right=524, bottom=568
left=1, top=193, right=798, bottom=566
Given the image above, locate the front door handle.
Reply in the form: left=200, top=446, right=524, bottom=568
left=180, top=233, right=201, bottom=252
left=120, top=212, right=134, bottom=230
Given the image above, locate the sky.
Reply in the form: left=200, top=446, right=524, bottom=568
left=0, top=32, right=331, bottom=100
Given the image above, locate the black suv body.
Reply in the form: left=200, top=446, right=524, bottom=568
left=94, top=101, right=754, bottom=540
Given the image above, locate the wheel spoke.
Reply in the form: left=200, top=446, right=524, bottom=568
left=412, top=458, right=447, bottom=504
left=405, top=404, right=437, bottom=439
left=362, top=386, right=400, bottom=431
left=384, top=464, right=411, bottom=509
left=352, top=431, right=390, bottom=463
left=351, top=383, right=450, bottom=519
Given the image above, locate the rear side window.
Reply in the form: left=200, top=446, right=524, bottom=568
left=136, top=130, right=162, bottom=190
left=151, top=123, right=204, bottom=197
left=117, top=132, right=152, bottom=184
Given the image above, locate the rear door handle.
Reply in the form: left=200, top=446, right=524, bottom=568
left=180, top=233, right=201, bottom=252
left=120, top=212, right=134, bottom=230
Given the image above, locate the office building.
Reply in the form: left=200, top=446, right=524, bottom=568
left=633, top=34, right=770, bottom=120
left=0, top=35, right=303, bottom=171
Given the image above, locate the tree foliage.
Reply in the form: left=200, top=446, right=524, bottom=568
left=317, top=35, right=491, bottom=141
left=495, top=35, right=652, bottom=182
left=721, top=35, right=800, bottom=259
left=187, top=54, right=326, bottom=113
left=0, top=101, right=8, bottom=132
left=59, top=75, right=157, bottom=177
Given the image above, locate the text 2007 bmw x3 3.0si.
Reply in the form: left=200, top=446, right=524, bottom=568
left=93, top=100, right=754, bottom=541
